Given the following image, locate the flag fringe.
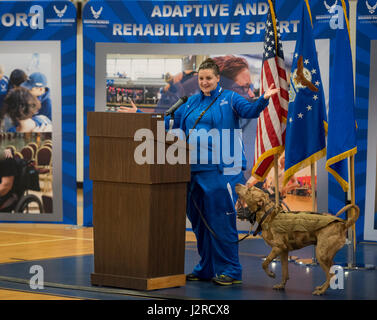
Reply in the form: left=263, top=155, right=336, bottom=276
left=252, top=145, right=284, bottom=181
left=325, top=146, right=357, bottom=192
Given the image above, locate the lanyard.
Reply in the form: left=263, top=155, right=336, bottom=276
left=186, top=89, right=223, bottom=142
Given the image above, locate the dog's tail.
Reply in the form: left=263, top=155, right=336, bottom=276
left=335, top=204, right=360, bottom=229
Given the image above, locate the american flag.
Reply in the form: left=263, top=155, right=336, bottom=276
left=252, top=0, right=289, bottom=181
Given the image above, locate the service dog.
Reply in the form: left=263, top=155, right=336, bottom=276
left=235, top=184, right=359, bottom=295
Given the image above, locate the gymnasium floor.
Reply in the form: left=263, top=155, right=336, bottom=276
left=0, top=223, right=376, bottom=301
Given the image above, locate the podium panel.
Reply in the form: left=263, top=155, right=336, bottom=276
left=88, top=112, right=189, bottom=290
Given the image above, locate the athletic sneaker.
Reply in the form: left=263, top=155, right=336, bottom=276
left=212, top=274, right=242, bottom=286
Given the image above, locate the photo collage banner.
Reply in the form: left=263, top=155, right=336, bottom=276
left=0, top=1, right=77, bottom=223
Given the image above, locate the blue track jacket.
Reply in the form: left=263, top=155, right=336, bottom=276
left=164, top=84, right=268, bottom=174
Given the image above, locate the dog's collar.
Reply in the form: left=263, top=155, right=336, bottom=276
left=252, top=205, right=276, bottom=236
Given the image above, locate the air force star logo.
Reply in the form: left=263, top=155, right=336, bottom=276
left=289, top=55, right=319, bottom=103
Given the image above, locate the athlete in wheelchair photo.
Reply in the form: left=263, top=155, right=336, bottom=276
left=0, top=148, right=44, bottom=214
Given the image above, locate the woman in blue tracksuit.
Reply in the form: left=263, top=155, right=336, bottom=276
left=120, top=58, right=279, bottom=285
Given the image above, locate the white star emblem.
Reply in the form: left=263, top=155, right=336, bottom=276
left=289, top=117, right=293, bottom=123
left=313, top=95, right=318, bottom=100
left=315, top=81, right=320, bottom=86
left=307, top=105, right=312, bottom=111
left=298, top=113, right=304, bottom=119
left=304, top=59, right=309, bottom=65
left=311, top=69, right=317, bottom=74
left=294, top=53, right=298, bottom=58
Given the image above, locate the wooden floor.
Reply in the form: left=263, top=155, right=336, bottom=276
left=0, top=288, right=80, bottom=300
left=0, top=222, right=201, bottom=300
left=0, top=224, right=93, bottom=264
left=0, top=223, right=93, bottom=300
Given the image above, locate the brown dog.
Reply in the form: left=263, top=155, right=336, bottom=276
left=235, top=184, right=359, bottom=295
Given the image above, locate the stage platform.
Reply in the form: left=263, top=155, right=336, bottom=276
left=0, top=238, right=376, bottom=300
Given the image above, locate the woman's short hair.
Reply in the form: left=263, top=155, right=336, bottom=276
left=2, top=87, right=41, bottom=125
left=198, top=58, right=220, bottom=76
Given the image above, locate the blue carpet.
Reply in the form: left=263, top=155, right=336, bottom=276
left=0, top=239, right=376, bottom=300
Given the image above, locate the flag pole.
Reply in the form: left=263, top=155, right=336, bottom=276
left=345, top=154, right=375, bottom=270
left=348, top=154, right=356, bottom=268
left=311, top=163, right=317, bottom=264
left=311, top=163, right=316, bottom=212
left=274, top=154, right=280, bottom=206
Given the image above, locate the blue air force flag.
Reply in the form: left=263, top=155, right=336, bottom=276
left=283, top=1, right=327, bottom=186
left=326, top=2, right=357, bottom=192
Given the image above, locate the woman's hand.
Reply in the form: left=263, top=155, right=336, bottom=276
left=263, top=84, right=280, bottom=99
left=118, top=98, right=138, bottom=113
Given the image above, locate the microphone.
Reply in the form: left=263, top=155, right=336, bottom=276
left=165, top=96, right=188, bottom=116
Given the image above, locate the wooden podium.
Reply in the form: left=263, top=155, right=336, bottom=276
left=87, top=112, right=190, bottom=290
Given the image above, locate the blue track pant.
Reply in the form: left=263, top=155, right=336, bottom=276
left=187, top=170, right=245, bottom=280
